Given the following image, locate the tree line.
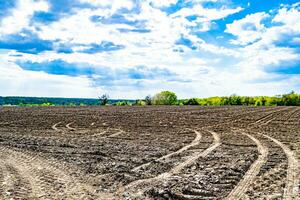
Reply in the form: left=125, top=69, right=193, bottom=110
left=1, top=91, right=300, bottom=106
left=180, top=92, right=300, bottom=106
left=99, top=91, right=300, bottom=106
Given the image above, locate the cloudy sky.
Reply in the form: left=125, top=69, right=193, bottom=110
left=0, top=0, right=300, bottom=98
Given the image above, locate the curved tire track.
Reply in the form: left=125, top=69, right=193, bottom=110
left=66, top=122, right=76, bottom=131
left=225, top=132, right=269, bottom=200
left=262, top=134, right=299, bottom=200
left=248, top=108, right=299, bottom=199
left=132, top=129, right=202, bottom=172
left=169, top=129, right=220, bottom=175
left=84, top=130, right=108, bottom=138
left=51, top=122, right=63, bottom=132
left=120, top=129, right=221, bottom=198
left=0, top=160, right=32, bottom=200
left=107, top=129, right=125, bottom=138
left=3, top=157, right=47, bottom=199
left=0, top=147, right=98, bottom=199
left=85, top=128, right=124, bottom=139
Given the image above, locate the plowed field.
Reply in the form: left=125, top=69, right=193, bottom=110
left=0, top=106, right=299, bottom=199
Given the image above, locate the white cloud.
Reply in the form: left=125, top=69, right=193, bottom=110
left=168, top=4, right=242, bottom=33
left=32, top=3, right=197, bottom=70
left=79, top=0, right=111, bottom=7
left=37, top=8, right=120, bottom=44
left=227, top=4, right=300, bottom=76
left=1, top=1, right=299, bottom=98
left=1, top=0, right=244, bottom=99
left=260, top=7, right=300, bottom=48
left=0, top=0, right=49, bottom=37
left=226, top=12, right=269, bottom=45
left=0, top=59, right=100, bottom=98
left=79, top=0, right=134, bottom=14
left=227, top=4, right=300, bottom=47
left=172, top=4, right=243, bottom=21
left=35, top=0, right=239, bottom=70
left=273, top=6, right=300, bottom=25
left=148, top=0, right=178, bottom=8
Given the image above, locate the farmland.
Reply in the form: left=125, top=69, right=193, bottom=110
left=0, top=106, right=299, bottom=199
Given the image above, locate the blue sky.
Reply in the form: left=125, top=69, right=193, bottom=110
left=0, top=0, right=300, bottom=98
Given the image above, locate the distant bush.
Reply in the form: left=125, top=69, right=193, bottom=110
left=152, top=91, right=178, bottom=105
left=41, top=102, right=54, bottom=107
left=18, top=102, right=54, bottom=107
left=181, top=91, right=300, bottom=106
left=134, top=100, right=146, bottom=106
left=115, top=101, right=131, bottom=106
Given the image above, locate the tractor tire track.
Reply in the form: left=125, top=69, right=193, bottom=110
left=66, top=122, right=76, bottom=131
left=0, top=160, right=32, bottom=200
left=83, top=128, right=124, bottom=139
left=0, top=162, right=4, bottom=198
left=3, top=155, right=48, bottom=199
left=169, top=129, right=220, bottom=175
left=132, top=129, right=202, bottom=172
left=119, top=129, right=221, bottom=198
left=253, top=107, right=298, bottom=127
left=51, top=122, right=63, bottom=132
left=106, top=129, right=125, bottom=138
left=262, top=134, right=299, bottom=200
left=84, top=130, right=108, bottom=138
left=225, top=132, right=268, bottom=200
left=255, top=107, right=291, bottom=124
left=248, top=107, right=299, bottom=199
left=0, top=146, right=98, bottom=199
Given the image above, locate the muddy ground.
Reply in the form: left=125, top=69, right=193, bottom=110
left=0, top=106, right=299, bottom=199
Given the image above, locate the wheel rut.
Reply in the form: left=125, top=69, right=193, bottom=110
left=118, top=129, right=221, bottom=198
left=51, top=122, right=63, bottom=132
left=132, top=129, right=202, bottom=172
left=3, top=155, right=48, bottom=199
left=239, top=107, right=299, bottom=199
left=0, top=146, right=99, bottom=199
left=66, top=122, right=76, bottom=131
left=106, top=129, right=125, bottom=138
left=169, top=129, right=220, bottom=175
left=0, top=161, right=32, bottom=200
left=225, top=132, right=269, bottom=200
left=83, top=129, right=108, bottom=138
left=262, top=134, right=299, bottom=200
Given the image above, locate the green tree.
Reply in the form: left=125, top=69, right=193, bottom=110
left=183, top=98, right=199, bottom=105
left=145, top=95, right=152, bottom=105
left=207, top=97, right=223, bottom=106
left=282, top=91, right=300, bottom=106
left=99, top=94, right=109, bottom=105
left=228, top=94, right=242, bottom=105
left=255, top=99, right=262, bottom=106
left=152, top=91, right=178, bottom=105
